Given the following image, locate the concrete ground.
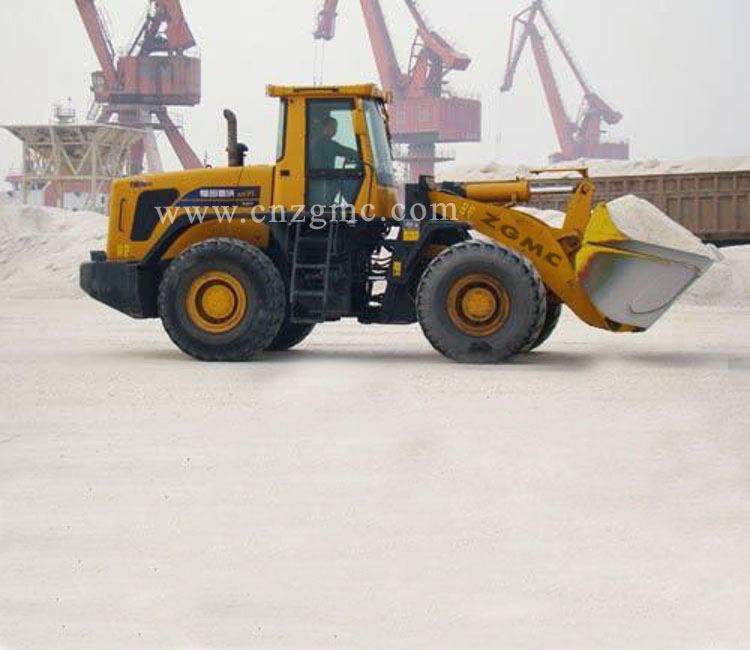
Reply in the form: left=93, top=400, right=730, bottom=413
left=0, top=298, right=748, bottom=650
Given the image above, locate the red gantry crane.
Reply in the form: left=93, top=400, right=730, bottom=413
left=75, top=0, right=202, bottom=172
left=501, top=0, right=628, bottom=162
left=314, top=0, right=482, bottom=180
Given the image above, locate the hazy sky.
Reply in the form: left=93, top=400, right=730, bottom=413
left=1, top=0, right=749, bottom=186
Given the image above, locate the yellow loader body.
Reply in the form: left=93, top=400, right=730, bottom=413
left=80, top=83, right=712, bottom=362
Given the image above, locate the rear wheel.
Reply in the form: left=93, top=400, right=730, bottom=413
left=266, top=316, right=316, bottom=352
left=416, top=241, right=546, bottom=363
left=158, top=238, right=285, bottom=361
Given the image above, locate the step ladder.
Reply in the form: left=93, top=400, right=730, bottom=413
left=289, top=222, right=338, bottom=323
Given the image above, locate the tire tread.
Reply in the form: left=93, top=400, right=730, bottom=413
left=158, top=238, right=285, bottom=361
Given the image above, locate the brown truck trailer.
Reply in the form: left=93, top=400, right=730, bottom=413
left=528, top=170, right=750, bottom=246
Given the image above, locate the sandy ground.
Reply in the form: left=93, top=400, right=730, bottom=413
left=0, top=297, right=749, bottom=650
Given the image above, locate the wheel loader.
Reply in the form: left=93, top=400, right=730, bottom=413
left=80, top=84, right=712, bottom=363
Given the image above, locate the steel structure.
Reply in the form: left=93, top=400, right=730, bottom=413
left=74, top=0, right=202, bottom=173
left=314, top=0, right=481, bottom=180
left=501, top=0, right=628, bottom=162
left=2, top=119, right=146, bottom=212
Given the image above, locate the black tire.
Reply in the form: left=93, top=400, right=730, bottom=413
left=266, top=316, right=316, bottom=352
left=416, top=240, right=547, bottom=363
left=522, top=296, right=563, bottom=352
left=158, top=238, right=285, bottom=361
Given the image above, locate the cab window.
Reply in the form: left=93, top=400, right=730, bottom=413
left=306, top=99, right=363, bottom=208
left=363, top=99, right=396, bottom=187
left=276, top=100, right=287, bottom=161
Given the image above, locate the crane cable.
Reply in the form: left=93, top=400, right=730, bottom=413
left=313, top=41, right=326, bottom=86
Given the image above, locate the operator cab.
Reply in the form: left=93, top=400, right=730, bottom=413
left=266, top=84, right=398, bottom=218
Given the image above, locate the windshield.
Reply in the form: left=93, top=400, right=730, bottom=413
left=364, top=99, right=396, bottom=187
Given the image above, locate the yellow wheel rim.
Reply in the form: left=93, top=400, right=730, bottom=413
left=186, top=270, right=248, bottom=334
left=446, top=273, right=510, bottom=337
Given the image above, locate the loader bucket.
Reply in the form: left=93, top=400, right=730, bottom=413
left=575, top=204, right=713, bottom=330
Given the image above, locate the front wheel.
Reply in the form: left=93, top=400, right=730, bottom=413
left=416, top=241, right=547, bottom=363
left=158, top=238, right=285, bottom=361
left=521, top=296, right=563, bottom=352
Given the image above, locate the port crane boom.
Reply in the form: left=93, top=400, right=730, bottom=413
left=501, top=0, right=628, bottom=162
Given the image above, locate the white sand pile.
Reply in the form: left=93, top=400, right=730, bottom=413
left=0, top=205, right=106, bottom=298
left=607, top=195, right=712, bottom=257
left=680, top=245, right=750, bottom=307
left=516, top=206, right=565, bottom=228
left=604, top=195, right=750, bottom=307
left=440, top=156, right=750, bottom=182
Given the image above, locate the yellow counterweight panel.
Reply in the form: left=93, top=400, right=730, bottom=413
left=108, top=166, right=275, bottom=262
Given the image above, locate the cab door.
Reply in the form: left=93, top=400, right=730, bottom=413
left=305, top=98, right=365, bottom=210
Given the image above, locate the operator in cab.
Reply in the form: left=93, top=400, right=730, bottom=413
left=310, top=116, right=360, bottom=169
left=307, top=115, right=362, bottom=207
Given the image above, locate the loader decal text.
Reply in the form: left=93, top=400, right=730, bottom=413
left=481, top=212, right=563, bottom=268
left=458, top=202, right=477, bottom=220
left=176, top=186, right=261, bottom=208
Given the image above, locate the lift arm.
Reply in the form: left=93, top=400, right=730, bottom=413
left=425, top=175, right=608, bottom=330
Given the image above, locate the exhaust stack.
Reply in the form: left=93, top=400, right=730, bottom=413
left=223, top=109, right=248, bottom=167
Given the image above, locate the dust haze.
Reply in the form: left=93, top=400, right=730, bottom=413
left=1, top=3, right=749, bottom=649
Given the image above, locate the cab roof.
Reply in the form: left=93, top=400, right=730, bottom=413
left=266, top=84, right=390, bottom=102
